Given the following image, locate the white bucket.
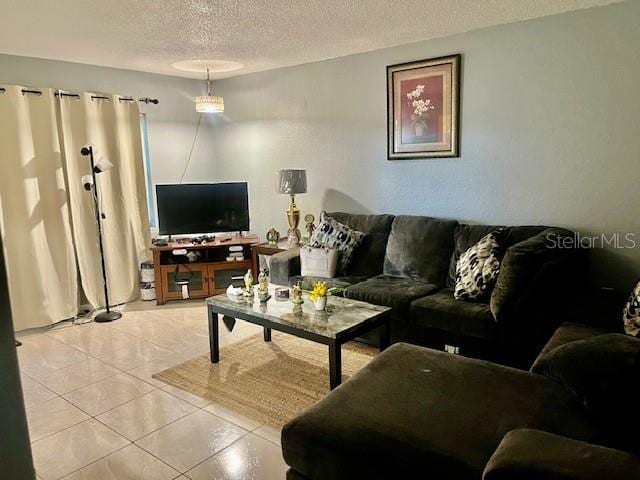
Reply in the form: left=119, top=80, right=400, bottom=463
left=140, top=281, right=156, bottom=301
left=141, top=262, right=155, bottom=283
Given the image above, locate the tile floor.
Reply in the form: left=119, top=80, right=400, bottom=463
left=16, top=300, right=289, bottom=480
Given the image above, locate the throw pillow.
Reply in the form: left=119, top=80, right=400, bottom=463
left=623, top=280, right=640, bottom=336
left=454, top=229, right=505, bottom=301
left=531, top=333, right=640, bottom=453
left=310, top=212, right=365, bottom=273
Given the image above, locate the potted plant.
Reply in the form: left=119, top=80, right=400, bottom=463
left=310, top=281, right=328, bottom=311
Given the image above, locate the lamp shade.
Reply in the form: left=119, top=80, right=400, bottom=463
left=195, top=95, right=224, bottom=113
left=277, top=169, right=307, bottom=195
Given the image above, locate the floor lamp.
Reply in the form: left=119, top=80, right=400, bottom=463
left=80, top=145, right=122, bottom=323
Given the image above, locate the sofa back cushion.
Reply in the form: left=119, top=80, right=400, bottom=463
left=383, top=215, right=458, bottom=284
left=446, top=225, right=551, bottom=288
left=328, top=212, right=394, bottom=277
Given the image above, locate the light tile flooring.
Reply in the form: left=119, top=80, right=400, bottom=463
left=16, top=300, right=289, bottom=480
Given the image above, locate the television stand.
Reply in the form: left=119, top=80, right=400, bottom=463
left=150, top=236, right=259, bottom=305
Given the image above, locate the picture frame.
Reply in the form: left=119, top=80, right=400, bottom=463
left=387, top=54, right=461, bottom=159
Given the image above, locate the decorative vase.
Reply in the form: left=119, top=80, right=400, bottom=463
left=414, top=123, right=425, bottom=136
left=314, top=296, right=327, bottom=311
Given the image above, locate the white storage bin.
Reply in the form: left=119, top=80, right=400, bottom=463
left=300, top=246, right=338, bottom=278
left=140, top=281, right=156, bottom=301
left=141, top=261, right=155, bottom=283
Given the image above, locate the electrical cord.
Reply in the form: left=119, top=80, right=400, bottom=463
left=180, top=113, right=203, bottom=183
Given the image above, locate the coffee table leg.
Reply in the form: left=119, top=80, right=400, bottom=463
left=263, top=327, right=271, bottom=342
left=208, top=307, right=219, bottom=363
left=379, top=319, right=391, bottom=352
left=329, top=341, right=342, bottom=390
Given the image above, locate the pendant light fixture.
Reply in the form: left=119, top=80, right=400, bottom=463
left=195, top=68, right=224, bottom=113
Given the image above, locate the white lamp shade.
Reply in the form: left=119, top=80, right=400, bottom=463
left=195, top=95, right=224, bottom=113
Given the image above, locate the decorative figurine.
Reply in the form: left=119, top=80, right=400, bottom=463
left=243, top=269, right=254, bottom=297
left=257, top=268, right=270, bottom=302
left=266, top=227, right=280, bottom=247
left=291, top=282, right=304, bottom=305
left=303, top=213, right=316, bottom=244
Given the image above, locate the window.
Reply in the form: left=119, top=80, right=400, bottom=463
left=140, top=113, right=157, bottom=228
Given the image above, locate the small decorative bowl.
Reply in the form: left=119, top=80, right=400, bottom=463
left=275, top=288, right=289, bottom=299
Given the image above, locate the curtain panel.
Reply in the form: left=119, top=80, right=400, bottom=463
left=58, top=93, right=151, bottom=308
left=0, top=86, right=78, bottom=330
left=0, top=86, right=151, bottom=331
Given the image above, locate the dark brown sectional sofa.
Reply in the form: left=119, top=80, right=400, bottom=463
left=271, top=212, right=587, bottom=368
left=281, top=322, right=640, bottom=480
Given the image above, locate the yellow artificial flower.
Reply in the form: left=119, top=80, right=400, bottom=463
left=310, top=281, right=328, bottom=301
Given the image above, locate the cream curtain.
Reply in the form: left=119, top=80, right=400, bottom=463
left=0, top=85, right=151, bottom=331
left=58, top=93, right=151, bottom=308
left=0, top=86, right=78, bottom=330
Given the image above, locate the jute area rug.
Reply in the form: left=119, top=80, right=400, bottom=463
left=153, top=331, right=377, bottom=428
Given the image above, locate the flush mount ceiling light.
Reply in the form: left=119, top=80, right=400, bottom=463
left=171, top=59, right=244, bottom=74
left=195, top=68, right=224, bottom=113
left=171, top=60, right=244, bottom=114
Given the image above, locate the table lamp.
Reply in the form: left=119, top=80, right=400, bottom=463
left=277, top=169, right=307, bottom=247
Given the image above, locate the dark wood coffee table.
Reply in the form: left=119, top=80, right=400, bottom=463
left=206, top=287, right=392, bottom=389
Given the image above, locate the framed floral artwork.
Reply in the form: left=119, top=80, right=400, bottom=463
left=387, top=54, right=460, bottom=159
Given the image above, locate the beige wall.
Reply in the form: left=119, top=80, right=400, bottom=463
left=210, top=1, right=640, bottom=290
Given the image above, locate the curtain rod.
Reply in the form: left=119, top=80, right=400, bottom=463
left=0, top=87, right=158, bottom=104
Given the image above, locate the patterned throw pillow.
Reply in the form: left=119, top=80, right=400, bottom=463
left=310, top=212, right=365, bottom=273
left=454, top=229, right=505, bottom=301
left=623, top=280, right=640, bottom=336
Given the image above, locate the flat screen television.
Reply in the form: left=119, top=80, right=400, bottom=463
left=156, top=182, right=250, bottom=235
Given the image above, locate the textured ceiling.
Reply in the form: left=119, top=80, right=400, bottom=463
left=0, top=0, right=622, bottom=79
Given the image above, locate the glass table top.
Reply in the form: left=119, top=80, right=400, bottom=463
left=206, top=286, right=391, bottom=339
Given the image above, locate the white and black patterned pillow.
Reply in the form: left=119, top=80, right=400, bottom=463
left=623, top=280, right=640, bottom=336
left=310, top=212, right=365, bottom=273
left=454, top=229, right=505, bottom=301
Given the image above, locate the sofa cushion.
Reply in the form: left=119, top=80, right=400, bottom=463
left=531, top=333, right=640, bottom=453
left=383, top=215, right=458, bottom=284
left=490, top=227, right=575, bottom=323
left=454, top=229, right=505, bottom=301
left=483, top=429, right=640, bottom=480
left=329, top=212, right=394, bottom=278
left=447, top=224, right=504, bottom=288
left=344, top=275, right=439, bottom=315
left=282, top=343, right=596, bottom=480
left=446, top=225, right=552, bottom=288
left=623, top=279, right=640, bottom=336
left=530, top=322, right=610, bottom=372
left=310, top=213, right=365, bottom=273
left=411, top=288, right=496, bottom=341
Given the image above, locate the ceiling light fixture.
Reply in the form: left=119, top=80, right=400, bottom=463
left=195, top=68, right=224, bottom=113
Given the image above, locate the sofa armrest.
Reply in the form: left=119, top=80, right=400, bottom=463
left=270, top=248, right=301, bottom=286
left=483, top=429, right=640, bottom=480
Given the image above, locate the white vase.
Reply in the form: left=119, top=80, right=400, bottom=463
left=414, top=123, right=425, bottom=136
left=314, top=297, right=327, bottom=311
